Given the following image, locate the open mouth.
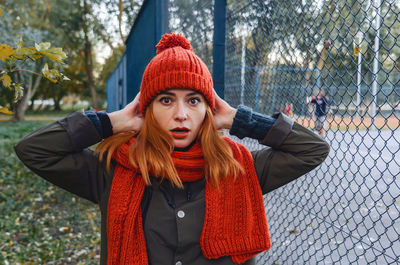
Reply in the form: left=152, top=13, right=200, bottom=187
left=170, top=128, right=190, bottom=139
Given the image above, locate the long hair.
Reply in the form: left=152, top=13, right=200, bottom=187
left=95, top=102, right=243, bottom=188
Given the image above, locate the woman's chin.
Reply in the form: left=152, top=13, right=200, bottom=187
left=172, top=137, right=194, bottom=149
left=173, top=141, right=190, bottom=149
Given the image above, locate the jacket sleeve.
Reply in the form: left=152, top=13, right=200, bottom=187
left=14, top=110, right=112, bottom=203
left=251, top=113, right=330, bottom=194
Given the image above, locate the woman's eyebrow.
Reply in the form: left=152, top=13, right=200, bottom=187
left=157, top=91, right=201, bottom=97
left=185, top=92, right=201, bottom=97
left=158, top=91, right=175, bottom=96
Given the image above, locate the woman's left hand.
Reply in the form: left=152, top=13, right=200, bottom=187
left=213, top=92, right=237, bottom=130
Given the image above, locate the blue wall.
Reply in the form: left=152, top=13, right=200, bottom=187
left=107, top=54, right=127, bottom=112
left=106, top=0, right=168, bottom=111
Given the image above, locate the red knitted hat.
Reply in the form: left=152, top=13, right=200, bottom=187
left=139, top=32, right=214, bottom=114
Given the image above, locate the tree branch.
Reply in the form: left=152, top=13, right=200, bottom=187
left=15, top=58, right=28, bottom=70
left=12, top=69, right=42, bottom=77
left=31, top=69, right=43, bottom=97
left=87, top=4, right=118, bottom=50
left=118, top=0, right=126, bottom=43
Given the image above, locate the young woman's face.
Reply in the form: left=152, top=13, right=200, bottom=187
left=152, top=89, right=207, bottom=148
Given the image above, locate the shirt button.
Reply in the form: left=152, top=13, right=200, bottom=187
left=177, top=210, right=185, bottom=218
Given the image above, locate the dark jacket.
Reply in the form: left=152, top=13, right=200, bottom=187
left=311, top=96, right=329, bottom=117
left=14, top=109, right=329, bottom=265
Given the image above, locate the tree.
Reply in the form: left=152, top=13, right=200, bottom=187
left=169, top=0, right=214, bottom=65
left=92, top=0, right=143, bottom=45
left=43, top=0, right=141, bottom=109
left=0, top=2, right=70, bottom=120
left=0, top=38, right=68, bottom=120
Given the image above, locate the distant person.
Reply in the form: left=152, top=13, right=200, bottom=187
left=308, top=90, right=329, bottom=137
left=284, top=103, right=293, bottom=117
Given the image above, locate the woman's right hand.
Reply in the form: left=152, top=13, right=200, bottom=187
left=108, top=93, right=144, bottom=134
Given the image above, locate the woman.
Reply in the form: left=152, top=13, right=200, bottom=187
left=15, top=33, right=329, bottom=265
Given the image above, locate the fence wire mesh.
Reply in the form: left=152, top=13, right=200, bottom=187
left=169, top=0, right=214, bottom=70
left=170, top=0, right=400, bottom=264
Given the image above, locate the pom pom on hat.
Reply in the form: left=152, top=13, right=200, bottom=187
left=156, top=32, right=193, bottom=54
left=140, top=32, right=214, bottom=114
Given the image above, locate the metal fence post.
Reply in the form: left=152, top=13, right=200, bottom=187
left=212, top=0, right=227, bottom=99
left=371, top=0, right=381, bottom=130
left=255, top=67, right=260, bottom=112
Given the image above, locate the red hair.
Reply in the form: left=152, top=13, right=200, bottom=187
left=95, top=103, right=243, bottom=188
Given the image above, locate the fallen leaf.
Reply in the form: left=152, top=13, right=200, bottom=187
left=59, top=226, right=70, bottom=232
left=41, top=204, right=50, bottom=210
left=0, top=106, right=13, bottom=115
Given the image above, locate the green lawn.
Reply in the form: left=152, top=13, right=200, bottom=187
left=0, top=119, right=101, bottom=264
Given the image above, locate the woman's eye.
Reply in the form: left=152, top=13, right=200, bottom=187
left=189, top=97, right=200, bottom=105
left=160, top=97, right=171, bottom=104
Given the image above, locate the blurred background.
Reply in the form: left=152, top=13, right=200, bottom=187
left=0, top=0, right=142, bottom=120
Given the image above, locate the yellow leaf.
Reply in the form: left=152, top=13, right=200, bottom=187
left=0, top=8, right=3, bottom=16
left=16, top=46, right=42, bottom=60
left=0, top=74, right=11, bottom=87
left=15, top=38, right=41, bottom=60
left=0, top=106, right=13, bottom=115
left=0, top=44, right=16, bottom=61
left=17, top=37, right=23, bottom=50
left=41, top=204, right=51, bottom=210
left=87, top=212, right=97, bottom=219
left=13, top=83, right=24, bottom=101
left=43, top=71, right=58, bottom=83
left=42, top=63, right=67, bottom=83
left=354, top=46, right=361, bottom=56
left=59, top=226, right=70, bottom=232
left=35, top=43, right=67, bottom=62
left=40, top=47, right=67, bottom=63
left=35, top=42, right=51, bottom=51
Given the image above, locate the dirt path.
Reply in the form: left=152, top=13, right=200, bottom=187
left=294, top=116, right=399, bottom=130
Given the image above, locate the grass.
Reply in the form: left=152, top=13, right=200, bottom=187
left=0, top=119, right=101, bottom=264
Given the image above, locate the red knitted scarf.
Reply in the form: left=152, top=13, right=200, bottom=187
left=107, top=137, right=271, bottom=264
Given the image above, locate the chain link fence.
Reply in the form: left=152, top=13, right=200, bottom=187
left=169, top=0, right=400, bottom=264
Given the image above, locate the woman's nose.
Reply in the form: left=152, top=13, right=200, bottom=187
left=174, top=102, right=188, bottom=121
